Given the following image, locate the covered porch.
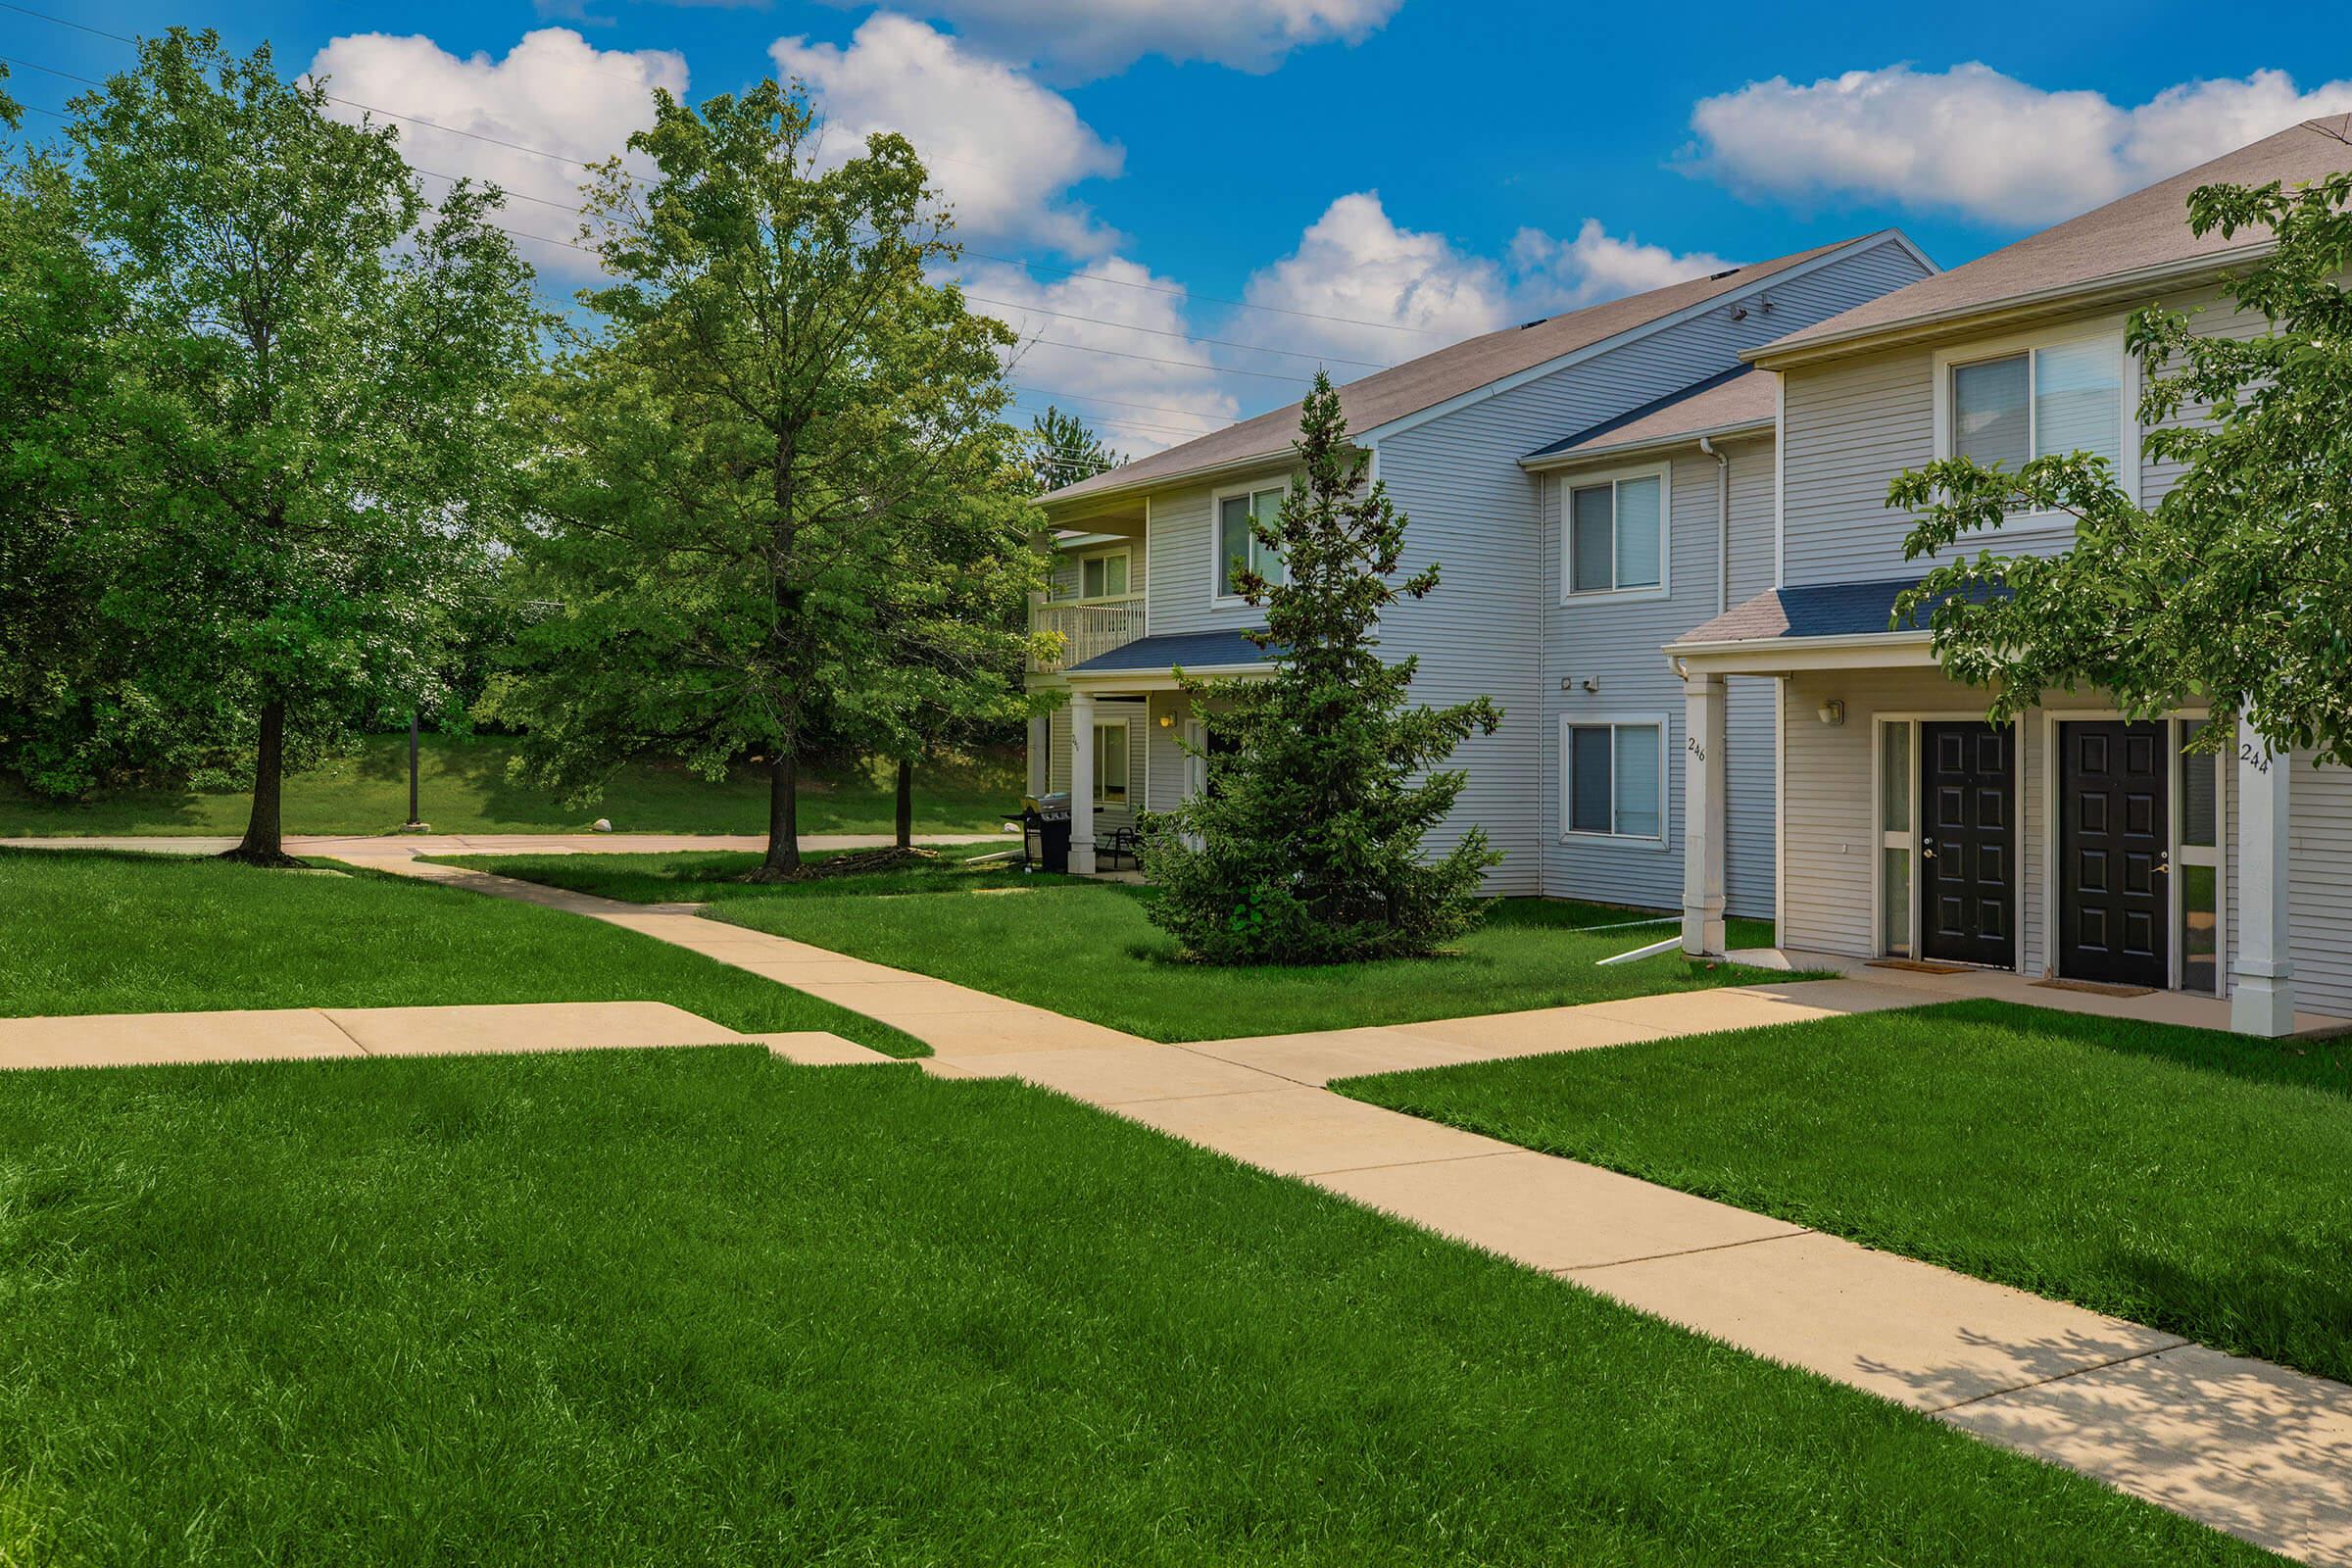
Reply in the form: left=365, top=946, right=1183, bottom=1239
left=1665, top=579, right=2331, bottom=1039
left=1026, top=627, right=1271, bottom=876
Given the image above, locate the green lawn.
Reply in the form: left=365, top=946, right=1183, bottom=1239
left=0, top=849, right=923, bottom=1055
left=1338, top=999, right=2352, bottom=1387
left=0, top=1047, right=2264, bottom=1564
left=0, top=732, right=1022, bottom=838
left=440, top=850, right=1786, bottom=1043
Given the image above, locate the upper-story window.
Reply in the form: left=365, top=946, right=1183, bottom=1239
left=1079, top=548, right=1131, bottom=602
left=1563, top=463, right=1668, bottom=600
left=1934, top=320, right=2137, bottom=520
left=1213, top=484, right=1286, bottom=602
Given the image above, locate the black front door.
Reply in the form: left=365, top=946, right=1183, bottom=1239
left=1920, top=721, right=2016, bottom=968
left=2060, top=721, right=2170, bottom=987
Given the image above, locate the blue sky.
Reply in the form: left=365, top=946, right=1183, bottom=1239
left=11, top=0, right=2351, bottom=451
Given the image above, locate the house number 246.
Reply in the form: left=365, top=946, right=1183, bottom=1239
left=1687, top=737, right=1706, bottom=763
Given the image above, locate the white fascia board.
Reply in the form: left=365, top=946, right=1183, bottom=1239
left=1745, top=243, right=2275, bottom=370
left=1662, top=631, right=1939, bottom=675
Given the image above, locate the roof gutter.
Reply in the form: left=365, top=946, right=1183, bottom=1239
left=1744, top=242, right=2276, bottom=370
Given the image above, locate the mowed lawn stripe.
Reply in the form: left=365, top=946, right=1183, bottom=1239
left=442, top=849, right=1788, bottom=1044
left=0, top=849, right=925, bottom=1055
left=0, top=1047, right=2270, bottom=1564
left=1337, top=999, right=2352, bottom=1387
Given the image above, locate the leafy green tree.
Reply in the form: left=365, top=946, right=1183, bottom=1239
left=1892, top=141, right=2352, bottom=764
left=487, top=80, right=1025, bottom=878
left=42, top=30, right=540, bottom=861
left=0, top=113, right=150, bottom=799
left=1141, top=373, right=1501, bottom=963
left=852, top=473, right=1046, bottom=853
left=1027, top=404, right=1122, bottom=493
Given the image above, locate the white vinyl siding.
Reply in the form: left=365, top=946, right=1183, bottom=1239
left=1056, top=234, right=1931, bottom=896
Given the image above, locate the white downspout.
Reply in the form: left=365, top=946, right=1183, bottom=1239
left=1699, top=434, right=1730, bottom=615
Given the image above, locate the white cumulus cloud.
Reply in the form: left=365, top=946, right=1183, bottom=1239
left=965, top=256, right=1242, bottom=456
left=821, top=0, right=1400, bottom=80
left=773, top=14, right=1124, bottom=256
left=1240, top=193, right=1513, bottom=367
left=308, top=28, right=684, bottom=272
left=1237, top=194, right=1740, bottom=368
left=1510, top=220, right=1739, bottom=312
left=1687, top=62, right=2352, bottom=227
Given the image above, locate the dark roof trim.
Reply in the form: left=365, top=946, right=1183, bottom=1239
left=1674, top=577, right=2011, bottom=646
left=1523, top=366, right=1753, bottom=462
left=1064, top=626, right=1277, bottom=674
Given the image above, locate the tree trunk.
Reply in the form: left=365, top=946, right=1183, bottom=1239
left=752, top=750, right=801, bottom=880
left=895, top=758, right=913, bottom=851
left=222, top=698, right=300, bottom=867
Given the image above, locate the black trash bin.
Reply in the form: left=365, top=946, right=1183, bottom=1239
left=1021, top=792, right=1071, bottom=873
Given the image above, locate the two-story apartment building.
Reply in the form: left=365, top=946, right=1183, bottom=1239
left=1668, top=118, right=2352, bottom=1037
left=1030, top=231, right=1936, bottom=902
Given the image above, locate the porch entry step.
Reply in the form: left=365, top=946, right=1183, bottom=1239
left=1867, top=958, right=1973, bottom=975
left=2034, top=977, right=2159, bottom=999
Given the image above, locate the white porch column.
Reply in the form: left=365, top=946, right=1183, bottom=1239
left=1067, top=691, right=1097, bottom=875
left=2230, top=730, right=2295, bottom=1036
left=1682, top=670, right=1729, bottom=956
left=1025, top=712, right=1051, bottom=798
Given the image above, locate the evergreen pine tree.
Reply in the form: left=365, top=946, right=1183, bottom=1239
left=1141, top=373, right=1500, bottom=963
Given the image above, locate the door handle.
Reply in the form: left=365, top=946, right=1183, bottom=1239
left=1921, top=838, right=1936, bottom=860
left=2155, top=853, right=2171, bottom=876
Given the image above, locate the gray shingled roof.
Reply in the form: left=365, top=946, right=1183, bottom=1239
left=1524, top=366, right=1775, bottom=466
left=1759, top=118, right=2352, bottom=363
left=1067, top=627, right=1273, bottom=674
left=1043, top=233, right=1899, bottom=509
left=1675, top=578, right=2011, bottom=646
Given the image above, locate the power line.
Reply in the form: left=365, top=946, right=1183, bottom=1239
left=7, top=2, right=1441, bottom=352
left=3, top=21, right=1341, bottom=390
left=1022, top=337, right=1317, bottom=384
left=967, top=291, right=1389, bottom=369
left=1012, top=386, right=1228, bottom=424
left=957, top=245, right=1443, bottom=337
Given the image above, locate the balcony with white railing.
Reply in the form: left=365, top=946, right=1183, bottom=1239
left=1031, top=596, right=1147, bottom=674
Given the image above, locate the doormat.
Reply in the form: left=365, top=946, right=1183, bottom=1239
left=2033, top=978, right=2157, bottom=998
left=1867, top=958, right=1972, bottom=975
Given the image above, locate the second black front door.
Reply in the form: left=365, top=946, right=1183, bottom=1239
left=1920, top=721, right=2016, bottom=968
left=2060, top=720, right=2170, bottom=987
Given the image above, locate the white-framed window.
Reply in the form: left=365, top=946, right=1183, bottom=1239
left=1212, top=483, right=1287, bottom=603
left=1093, top=719, right=1132, bottom=808
left=1078, top=548, right=1132, bottom=603
left=1932, top=319, right=2139, bottom=526
left=1559, top=715, right=1666, bottom=843
left=1562, top=462, right=1669, bottom=600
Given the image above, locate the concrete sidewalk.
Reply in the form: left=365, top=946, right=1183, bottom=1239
left=294, top=849, right=2352, bottom=1561
left=0, top=1000, right=895, bottom=1069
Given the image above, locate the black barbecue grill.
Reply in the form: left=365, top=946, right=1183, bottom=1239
left=1021, top=792, right=1071, bottom=873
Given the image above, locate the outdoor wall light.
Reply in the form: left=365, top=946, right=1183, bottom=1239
left=1817, top=700, right=1847, bottom=726
left=1157, top=713, right=1175, bottom=727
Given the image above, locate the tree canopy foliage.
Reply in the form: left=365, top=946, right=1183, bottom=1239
left=1026, top=404, right=1123, bottom=493
left=1141, top=374, right=1500, bottom=963
left=1893, top=134, right=2352, bottom=765
left=485, top=79, right=1039, bottom=877
left=0, top=31, right=541, bottom=861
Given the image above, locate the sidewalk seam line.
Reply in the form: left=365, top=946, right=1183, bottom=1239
left=1552, top=1228, right=1816, bottom=1274
left=1925, top=1339, right=2188, bottom=1416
